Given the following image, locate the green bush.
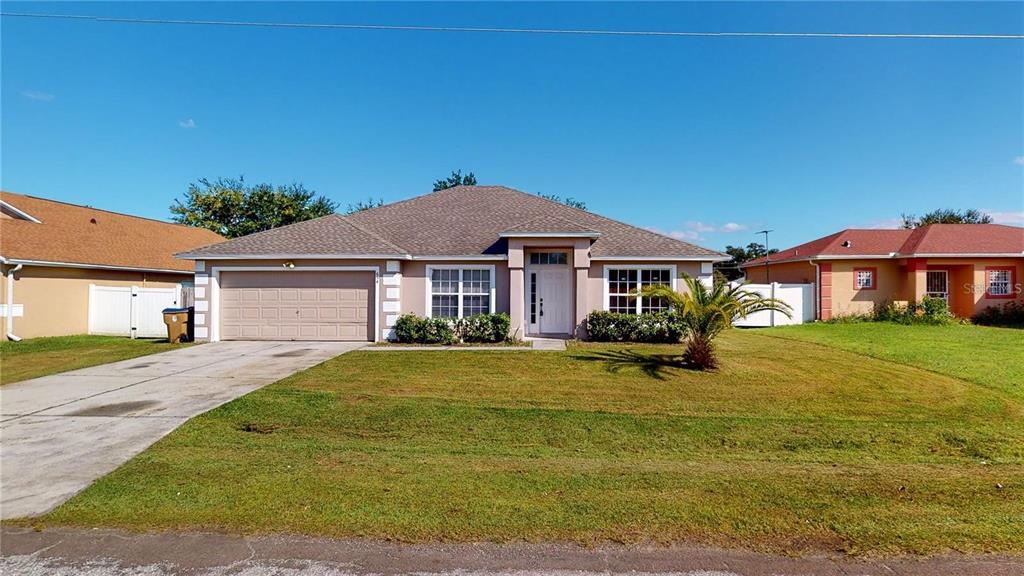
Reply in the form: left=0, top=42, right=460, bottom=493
left=826, top=297, right=954, bottom=326
left=458, top=313, right=511, bottom=343
left=392, top=313, right=509, bottom=344
left=585, top=311, right=685, bottom=343
left=973, top=300, right=1024, bottom=328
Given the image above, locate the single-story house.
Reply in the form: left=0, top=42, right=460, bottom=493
left=178, top=185, right=729, bottom=342
left=1, top=191, right=224, bottom=340
left=740, top=224, right=1024, bottom=320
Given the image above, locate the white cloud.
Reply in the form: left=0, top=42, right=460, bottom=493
left=865, top=217, right=904, bottom=230
left=21, top=90, right=54, bottom=102
left=178, top=118, right=197, bottom=129
left=984, top=210, right=1024, bottom=225
left=1013, top=156, right=1024, bottom=166
left=684, top=221, right=716, bottom=233
left=648, top=221, right=749, bottom=243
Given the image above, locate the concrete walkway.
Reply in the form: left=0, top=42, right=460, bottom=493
left=0, top=340, right=362, bottom=519
left=2, top=527, right=1020, bottom=576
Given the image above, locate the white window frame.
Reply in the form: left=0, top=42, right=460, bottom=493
left=987, top=269, right=1012, bottom=296
left=855, top=269, right=874, bottom=289
left=602, top=264, right=677, bottom=314
left=425, top=265, right=497, bottom=319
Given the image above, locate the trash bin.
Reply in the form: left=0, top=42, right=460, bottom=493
left=162, top=307, right=191, bottom=343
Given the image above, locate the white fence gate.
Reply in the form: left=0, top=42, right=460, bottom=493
left=88, top=285, right=183, bottom=338
left=732, top=282, right=815, bottom=327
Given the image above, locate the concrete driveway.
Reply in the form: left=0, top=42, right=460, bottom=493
left=0, top=340, right=363, bottom=519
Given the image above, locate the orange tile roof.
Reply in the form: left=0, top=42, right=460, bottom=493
left=1, top=191, right=224, bottom=272
left=742, top=224, right=1024, bottom=267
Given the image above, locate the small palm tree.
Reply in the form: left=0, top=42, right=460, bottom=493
left=635, top=276, right=792, bottom=370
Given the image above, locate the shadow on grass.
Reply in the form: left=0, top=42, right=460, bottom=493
left=570, top=348, right=687, bottom=380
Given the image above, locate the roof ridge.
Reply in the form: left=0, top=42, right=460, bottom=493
left=334, top=213, right=409, bottom=254
left=0, top=190, right=218, bottom=233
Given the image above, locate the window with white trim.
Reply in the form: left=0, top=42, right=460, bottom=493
left=607, top=268, right=673, bottom=314
left=855, top=269, right=874, bottom=289
left=988, top=269, right=1012, bottom=296
left=430, top=267, right=493, bottom=318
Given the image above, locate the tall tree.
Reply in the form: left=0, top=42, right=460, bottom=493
left=713, top=243, right=778, bottom=281
left=538, top=193, right=587, bottom=210
left=170, top=177, right=337, bottom=238
left=901, top=209, right=993, bottom=228
left=433, top=170, right=478, bottom=191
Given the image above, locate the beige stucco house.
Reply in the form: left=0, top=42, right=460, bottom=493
left=741, top=224, right=1024, bottom=319
left=178, top=185, right=728, bottom=341
left=1, top=191, right=223, bottom=340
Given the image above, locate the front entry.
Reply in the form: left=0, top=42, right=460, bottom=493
left=527, top=254, right=572, bottom=335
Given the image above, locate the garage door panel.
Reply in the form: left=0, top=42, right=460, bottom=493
left=220, top=271, right=373, bottom=341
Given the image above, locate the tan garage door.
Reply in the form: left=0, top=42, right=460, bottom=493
left=220, top=271, right=373, bottom=341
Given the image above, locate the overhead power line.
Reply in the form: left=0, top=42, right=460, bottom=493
left=2, top=11, right=1022, bottom=40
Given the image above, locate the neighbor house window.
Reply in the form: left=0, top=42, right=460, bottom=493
left=853, top=267, right=876, bottom=290
left=429, top=267, right=494, bottom=318
left=606, top=267, right=674, bottom=314
left=986, top=267, right=1014, bottom=298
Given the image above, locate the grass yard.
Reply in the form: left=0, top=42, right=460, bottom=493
left=760, top=323, right=1023, bottom=399
left=0, top=335, right=191, bottom=385
left=28, top=329, right=1024, bottom=556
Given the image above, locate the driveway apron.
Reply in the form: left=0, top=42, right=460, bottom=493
left=0, top=340, right=362, bottom=519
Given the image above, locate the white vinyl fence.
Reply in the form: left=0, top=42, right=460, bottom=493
left=732, top=282, right=815, bottom=327
left=88, top=284, right=183, bottom=338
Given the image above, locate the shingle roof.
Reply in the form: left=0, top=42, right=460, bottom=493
left=1, top=191, right=224, bottom=272
left=741, top=224, right=1024, bottom=267
left=182, top=185, right=725, bottom=260
left=181, top=214, right=407, bottom=257
left=500, top=214, right=600, bottom=236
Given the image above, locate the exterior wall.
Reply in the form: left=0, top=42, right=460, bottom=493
left=400, top=260, right=511, bottom=318
left=929, top=257, right=1023, bottom=317
left=751, top=256, right=1024, bottom=321
left=828, top=259, right=906, bottom=317
left=1, top=265, right=186, bottom=340
left=744, top=261, right=816, bottom=284
left=192, top=258, right=390, bottom=342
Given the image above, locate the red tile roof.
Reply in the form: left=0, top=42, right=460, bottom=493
left=1, top=191, right=224, bottom=272
left=741, top=224, right=1024, bottom=267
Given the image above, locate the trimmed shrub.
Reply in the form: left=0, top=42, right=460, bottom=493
left=393, top=313, right=425, bottom=343
left=458, top=313, right=511, bottom=343
left=974, top=300, right=1024, bottom=328
left=585, top=311, right=685, bottom=343
left=392, top=312, right=509, bottom=344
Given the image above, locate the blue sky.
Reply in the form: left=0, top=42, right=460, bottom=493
left=3, top=2, right=1022, bottom=250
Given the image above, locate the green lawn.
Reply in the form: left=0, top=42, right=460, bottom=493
left=28, top=329, right=1024, bottom=556
left=0, top=335, right=192, bottom=385
left=760, top=323, right=1023, bottom=399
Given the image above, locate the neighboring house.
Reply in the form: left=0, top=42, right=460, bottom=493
left=740, top=224, right=1024, bottom=320
left=178, top=185, right=728, bottom=342
left=1, top=191, right=224, bottom=340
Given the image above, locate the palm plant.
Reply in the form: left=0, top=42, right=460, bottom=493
left=635, top=276, right=792, bottom=369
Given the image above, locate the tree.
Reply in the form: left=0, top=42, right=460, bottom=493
left=901, top=209, right=993, bottom=228
left=538, top=193, right=587, bottom=210
left=170, top=177, right=337, bottom=238
left=433, top=170, right=478, bottom=191
left=713, top=243, right=778, bottom=281
left=636, top=276, right=792, bottom=370
left=346, top=197, right=384, bottom=214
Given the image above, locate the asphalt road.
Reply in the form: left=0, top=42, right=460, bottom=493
left=2, top=527, right=1021, bottom=576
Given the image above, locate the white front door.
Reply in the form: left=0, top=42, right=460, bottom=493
left=530, top=268, right=572, bottom=335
